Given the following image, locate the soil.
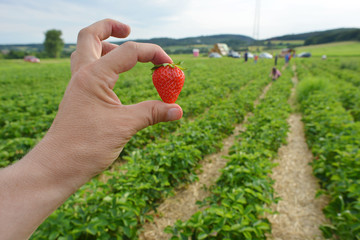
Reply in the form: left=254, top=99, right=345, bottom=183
left=267, top=66, right=329, bottom=240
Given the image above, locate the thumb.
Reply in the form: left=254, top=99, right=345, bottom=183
left=124, top=100, right=183, bottom=131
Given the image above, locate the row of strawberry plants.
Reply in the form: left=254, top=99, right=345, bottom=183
left=296, top=63, right=360, bottom=239
left=31, top=62, right=274, bottom=239
left=314, top=58, right=360, bottom=87
left=120, top=58, right=264, bottom=157
left=296, top=58, right=360, bottom=121
left=0, top=58, right=260, bottom=167
left=165, top=68, right=293, bottom=239
left=0, top=60, right=70, bottom=167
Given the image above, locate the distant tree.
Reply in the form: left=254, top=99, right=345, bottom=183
left=6, top=50, right=27, bottom=59
left=44, top=29, right=64, bottom=58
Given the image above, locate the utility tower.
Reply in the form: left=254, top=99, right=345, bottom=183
left=253, top=0, right=261, bottom=40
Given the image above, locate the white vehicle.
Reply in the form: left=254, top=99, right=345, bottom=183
left=209, top=52, right=222, bottom=58
left=228, top=50, right=241, bottom=58
left=246, top=52, right=254, bottom=58
left=259, top=52, right=273, bottom=59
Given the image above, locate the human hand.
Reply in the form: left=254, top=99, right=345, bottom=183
left=43, top=19, right=183, bottom=184
left=0, top=19, right=184, bottom=240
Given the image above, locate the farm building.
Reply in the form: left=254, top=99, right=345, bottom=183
left=210, top=43, right=229, bottom=56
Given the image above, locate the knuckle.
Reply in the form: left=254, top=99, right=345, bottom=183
left=103, top=18, right=113, bottom=24
left=150, top=104, right=160, bottom=126
left=77, top=27, right=91, bottom=40
left=122, top=41, right=137, bottom=51
left=70, top=51, right=77, bottom=60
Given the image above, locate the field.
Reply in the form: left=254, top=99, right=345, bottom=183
left=1, top=47, right=360, bottom=240
left=295, top=41, right=360, bottom=57
left=270, top=40, right=305, bottom=45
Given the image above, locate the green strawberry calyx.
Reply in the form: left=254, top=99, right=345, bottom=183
left=151, top=61, right=186, bottom=73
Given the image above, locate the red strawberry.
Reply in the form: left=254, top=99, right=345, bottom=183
left=152, top=62, right=185, bottom=103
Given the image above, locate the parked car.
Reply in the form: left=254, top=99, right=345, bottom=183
left=259, top=52, right=273, bottom=59
left=246, top=52, right=254, bottom=58
left=228, top=50, right=241, bottom=58
left=209, top=52, right=222, bottom=58
left=298, top=52, right=311, bottom=58
left=24, top=56, right=40, bottom=63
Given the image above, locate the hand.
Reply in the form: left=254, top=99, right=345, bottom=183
left=0, top=19, right=183, bottom=240
left=45, top=19, right=183, bottom=182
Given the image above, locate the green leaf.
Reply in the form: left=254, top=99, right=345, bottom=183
left=197, top=232, right=208, bottom=239
left=86, top=225, right=97, bottom=235
left=243, top=231, right=252, bottom=240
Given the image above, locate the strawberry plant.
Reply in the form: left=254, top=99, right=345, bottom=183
left=166, top=67, right=293, bottom=239
left=297, top=61, right=360, bottom=239
left=28, top=58, right=275, bottom=239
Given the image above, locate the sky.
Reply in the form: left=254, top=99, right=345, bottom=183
left=0, top=0, right=359, bottom=45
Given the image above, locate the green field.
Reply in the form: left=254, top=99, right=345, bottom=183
left=295, top=41, right=360, bottom=57
left=1, top=53, right=360, bottom=239
left=271, top=40, right=305, bottom=45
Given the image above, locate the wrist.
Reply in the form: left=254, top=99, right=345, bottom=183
left=0, top=136, right=90, bottom=239
left=32, top=133, right=94, bottom=193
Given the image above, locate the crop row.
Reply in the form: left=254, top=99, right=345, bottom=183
left=0, top=61, right=70, bottom=167
left=31, top=60, right=274, bottom=239
left=296, top=62, right=360, bottom=239
left=165, top=68, right=293, bottom=239
left=119, top=58, right=266, bottom=157
left=296, top=58, right=360, bottom=121
left=0, top=59, right=266, bottom=168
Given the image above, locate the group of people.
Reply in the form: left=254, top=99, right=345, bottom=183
left=243, top=51, right=284, bottom=67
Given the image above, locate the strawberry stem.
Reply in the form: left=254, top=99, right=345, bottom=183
left=151, top=61, right=186, bottom=73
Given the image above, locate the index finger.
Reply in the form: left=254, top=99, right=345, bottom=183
left=93, top=41, right=173, bottom=88
left=75, top=19, right=131, bottom=64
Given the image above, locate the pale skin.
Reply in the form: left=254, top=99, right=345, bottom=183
left=0, top=19, right=183, bottom=240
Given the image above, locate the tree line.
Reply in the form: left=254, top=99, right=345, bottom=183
left=304, top=29, right=360, bottom=45
left=0, top=29, right=65, bottom=59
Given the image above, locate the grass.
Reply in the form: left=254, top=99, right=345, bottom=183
left=271, top=40, right=305, bottom=45
left=295, top=41, right=360, bottom=57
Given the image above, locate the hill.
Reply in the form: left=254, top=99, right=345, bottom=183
left=1, top=28, right=359, bottom=57
left=115, top=34, right=254, bottom=47
left=268, top=28, right=360, bottom=44
left=0, top=35, right=254, bottom=53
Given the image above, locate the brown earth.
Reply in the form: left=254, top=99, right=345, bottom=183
left=267, top=65, right=329, bottom=240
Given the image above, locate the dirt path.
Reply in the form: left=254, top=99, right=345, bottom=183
left=139, top=82, right=272, bottom=240
left=267, top=65, right=329, bottom=240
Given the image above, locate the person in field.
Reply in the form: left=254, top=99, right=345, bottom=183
left=0, top=19, right=183, bottom=240
left=270, top=67, right=281, bottom=81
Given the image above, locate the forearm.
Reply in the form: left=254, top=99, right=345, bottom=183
left=0, top=136, right=90, bottom=239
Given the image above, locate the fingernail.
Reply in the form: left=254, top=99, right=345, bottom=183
left=167, top=108, right=182, bottom=121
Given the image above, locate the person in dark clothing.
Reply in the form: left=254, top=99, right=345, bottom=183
left=244, top=51, right=248, bottom=62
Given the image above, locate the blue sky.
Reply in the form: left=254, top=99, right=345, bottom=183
left=0, top=0, right=359, bottom=44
